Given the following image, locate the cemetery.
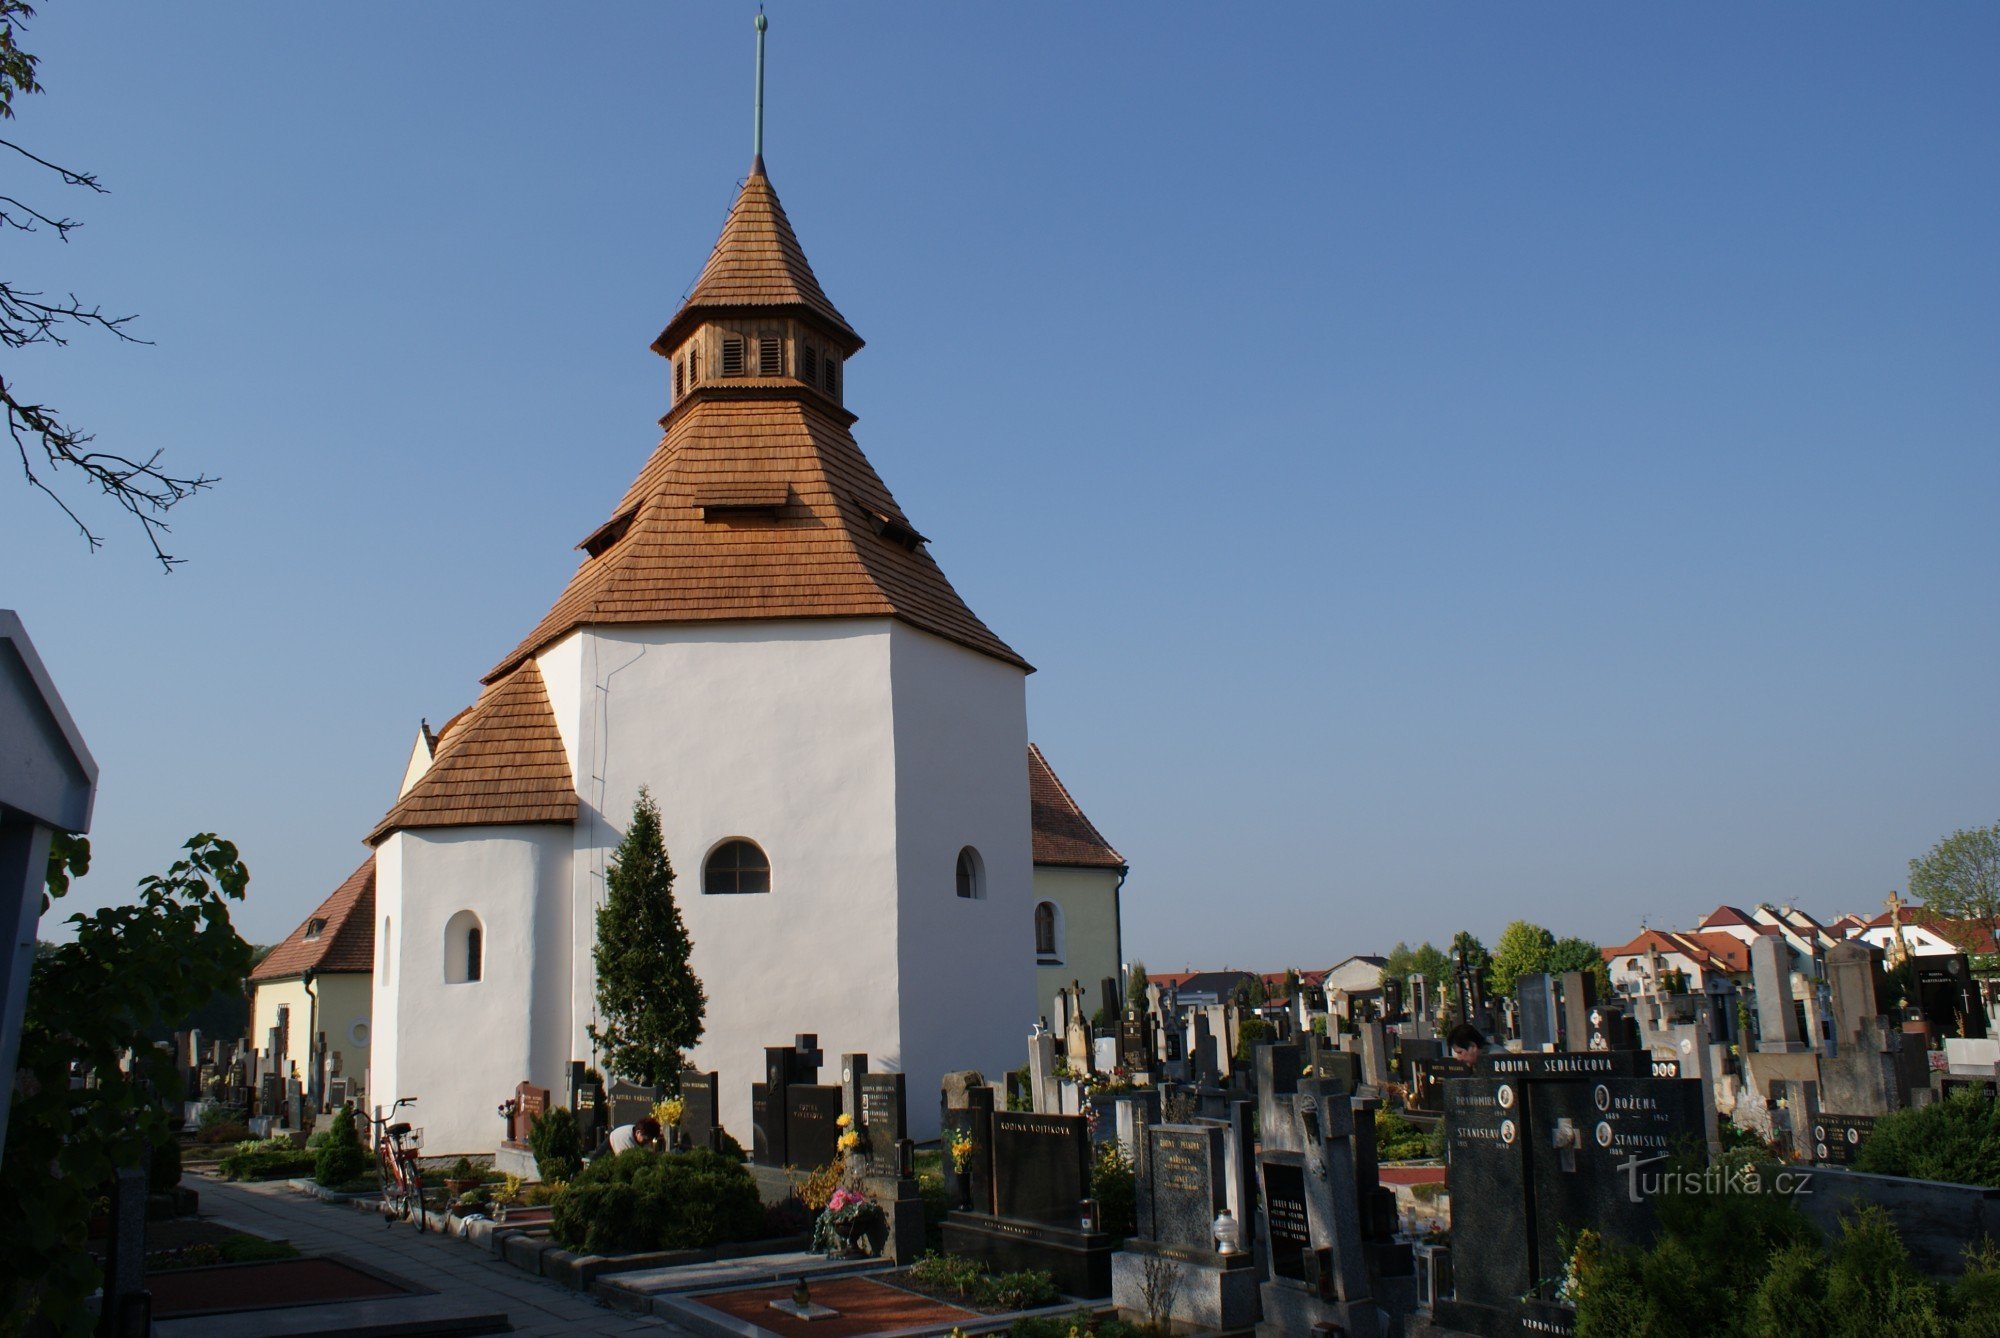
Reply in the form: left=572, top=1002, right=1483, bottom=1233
left=4, top=8, right=1998, bottom=1338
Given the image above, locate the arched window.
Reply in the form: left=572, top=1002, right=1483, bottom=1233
left=704, top=839, right=771, bottom=894
left=956, top=846, right=984, bottom=900
left=444, top=910, right=484, bottom=984
left=1034, top=901, right=1062, bottom=963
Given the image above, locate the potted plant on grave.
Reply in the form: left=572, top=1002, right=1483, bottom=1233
left=810, top=1186, right=882, bottom=1257
left=442, top=1156, right=482, bottom=1200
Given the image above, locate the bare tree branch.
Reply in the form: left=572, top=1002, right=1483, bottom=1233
left=3, top=373, right=214, bottom=568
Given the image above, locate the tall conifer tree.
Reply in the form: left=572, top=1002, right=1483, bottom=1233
left=588, top=787, right=706, bottom=1091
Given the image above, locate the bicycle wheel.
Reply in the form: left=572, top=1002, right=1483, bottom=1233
left=377, top=1142, right=402, bottom=1225
left=405, top=1156, right=427, bottom=1233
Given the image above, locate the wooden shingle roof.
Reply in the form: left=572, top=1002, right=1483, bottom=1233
left=251, top=858, right=375, bottom=981
left=370, top=660, right=577, bottom=843
left=1029, top=743, right=1124, bottom=870
left=487, top=396, right=1027, bottom=680
left=653, top=161, right=861, bottom=357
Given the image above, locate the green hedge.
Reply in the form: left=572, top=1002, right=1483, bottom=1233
left=1854, top=1088, right=2000, bottom=1187
left=549, top=1147, right=763, bottom=1254
left=218, top=1147, right=316, bottom=1181
left=314, top=1107, right=369, bottom=1188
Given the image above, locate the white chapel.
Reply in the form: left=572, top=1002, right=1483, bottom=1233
left=362, top=149, right=1123, bottom=1153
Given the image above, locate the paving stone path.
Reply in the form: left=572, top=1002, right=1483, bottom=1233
left=176, top=1176, right=691, bottom=1336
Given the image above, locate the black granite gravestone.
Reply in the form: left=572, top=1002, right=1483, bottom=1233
left=1917, top=955, right=1989, bottom=1040
left=942, top=1103, right=1114, bottom=1296
left=786, top=1084, right=844, bottom=1170
left=1439, top=1050, right=1703, bottom=1338
left=680, top=1069, right=719, bottom=1151
left=1261, top=1158, right=1313, bottom=1283
left=860, top=1072, right=907, bottom=1178
left=1811, top=1112, right=1878, bottom=1166
left=993, top=1112, right=1092, bottom=1224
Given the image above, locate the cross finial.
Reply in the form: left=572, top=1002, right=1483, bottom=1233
left=752, top=9, right=768, bottom=169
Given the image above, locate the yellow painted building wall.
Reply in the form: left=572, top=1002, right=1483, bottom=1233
left=1031, top=865, right=1123, bottom=1024
left=248, top=971, right=373, bottom=1105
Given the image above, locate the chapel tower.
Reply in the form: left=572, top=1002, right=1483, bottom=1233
left=368, top=21, right=1037, bottom=1150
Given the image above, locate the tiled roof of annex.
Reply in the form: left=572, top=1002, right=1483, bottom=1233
left=250, top=858, right=375, bottom=981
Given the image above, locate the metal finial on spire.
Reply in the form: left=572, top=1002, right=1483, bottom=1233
left=752, top=9, right=768, bottom=168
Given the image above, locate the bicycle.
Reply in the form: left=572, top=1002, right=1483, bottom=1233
left=368, top=1096, right=427, bottom=1231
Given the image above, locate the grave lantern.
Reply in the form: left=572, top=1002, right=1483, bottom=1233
left=1213, top=1206, right=1242, bottom=1255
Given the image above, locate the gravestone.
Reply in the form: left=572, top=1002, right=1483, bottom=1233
left=1254, top=1079, right=1380, bottom=1337
left=751, top=1034, right=827, bottom=1167
left=1112, top=1121, right=1258, bottom=1330
left=1558, top=970, right=1597, bottom=1051
left=1028, top=1028, right=1058, bottom=1113
left=1587, top=1001, right=1642, bottom=1051
left=1916, top=954, right=1989, bottom=1040
left=1828, top=940, right=1891, bottom=1051
left=858, top=1071, right=924, bottom=1261
left=1381, top=975, right=1404, bottom=1024
left=680, top=1069, right=720, bottom=1151
left=1191, top=1011, right=1222, bottom=1086
left=606, top=1077, right=659, bottom=1130
left=506, top=1080, right=548, bottom=1145
left=786, top=1082, right=844, bottom=1171
left=942, top=1107, right=1113, bottom=1297
left=1437, top=1050, right=1704, bottom=1337
left=1751, top=936, right=1808, bottom=1052
left=1357, top=1016, right=1390, bottom=1088
left=1811, top=1112, right=1878, bottom=1166
left=1517, top=973, right=1559, bottom=1052
left=1119, top=1008, right=1153, bottom=1073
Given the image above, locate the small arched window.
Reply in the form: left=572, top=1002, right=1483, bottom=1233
left=705, top=839, right=771, bottom=894
left=444, top=910, right=484, bottom=984
left=1034, top=901, right=1062, bottom=962
left=956, top=846, right=984, bottom=900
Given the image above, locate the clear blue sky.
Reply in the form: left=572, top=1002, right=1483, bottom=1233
left=6, top=4, right=1995, bottom=969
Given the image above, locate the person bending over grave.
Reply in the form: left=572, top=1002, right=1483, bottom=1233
left=1448, top=1023, right=1486, bottom=1068
left=607, top=1117, right=664, bottom=1154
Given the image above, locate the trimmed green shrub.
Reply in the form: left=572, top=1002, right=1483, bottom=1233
left=1234, top=1017, right=1274, bottom=1063
left=1854, top=1087, right=2000, bottom=1187
left=549, top=1147, right=763, bottom=1254
left=218, top=1147, right=316, bottom=1181
left=529, top=1105, right=584, bottom=1182
left=314, top=1107, right=368, bottom=1188
left=1376, top=1108, right=1438, bottom=1162
left=1091, top=1142, right=1135, bottom=1242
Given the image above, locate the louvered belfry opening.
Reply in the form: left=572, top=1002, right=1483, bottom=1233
left=722, top=336, right=746, bottom=376
left=759, top=336, right=783, bottom=376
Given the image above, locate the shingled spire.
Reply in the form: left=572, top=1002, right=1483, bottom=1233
left=652, top=166, right=861, bottom=360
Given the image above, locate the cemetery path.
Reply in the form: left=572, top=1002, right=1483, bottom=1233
left=186, top=1176, right=693, bottom=1336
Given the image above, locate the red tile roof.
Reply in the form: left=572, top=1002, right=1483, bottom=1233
left=251, top=859, right=375, bottom=981
left=1028, top=744, right=1124, bottom=869
left=370, top=660, right=578, bottom=843
left=1601, top=927, right=1752, bottom=974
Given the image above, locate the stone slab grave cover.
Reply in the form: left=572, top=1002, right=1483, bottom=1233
left=1437, top=1050, right=1704, bottom=1338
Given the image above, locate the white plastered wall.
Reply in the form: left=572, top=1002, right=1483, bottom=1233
left=1031, top=865, right=1122, bottom=1024
left=371, top=824, right=572, bottom=1155
left=889, top=622, right=1036, bottom=1138
left=567, top=621, right=903, bottom=1143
